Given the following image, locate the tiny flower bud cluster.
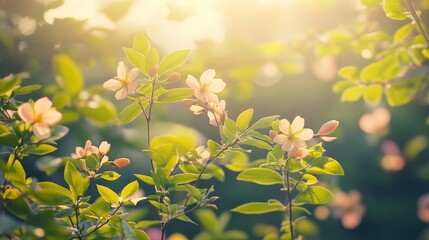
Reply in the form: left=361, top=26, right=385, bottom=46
left=71, top=140, right=130, bottom=169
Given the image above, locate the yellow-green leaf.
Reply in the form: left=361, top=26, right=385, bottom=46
left=52, top=54, right=83, bottom=95
left=158, top=49, right=190, bottom=76
left=294, top=186, right=333, bottom=204
left=363, top=84, right=383, bottom=104
left=237, top=168, right=283, bottom=185
left=231, top=201, right=286, bottom=214
left=96, top=184, right=119, bottom=204
left=236, top=108, right=254, bottom=131
left=121, top=181, right=139, bottom=200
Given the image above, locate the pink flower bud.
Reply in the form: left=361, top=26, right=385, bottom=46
left=181, top=99, right=194, bottom=106
left=166, top=72, right=181, bottom=83
left=112, top=158, right=130, bottom=168
left=269, top=130, right=277, bottom=139
left=98, top=141, right=111, bottom=155
left=149, top=66, right=158, bottom=78
left=317, top=120, right=339, bottom=136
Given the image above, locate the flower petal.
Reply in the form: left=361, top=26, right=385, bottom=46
left=17, top=102, right=34, bottom=123
left=200, top=69, right=216, bottom=85
left=190, top=105, right=206, bottom=115
left=281, top=141, right=293, bottom=152
left=128, top=68, right=140, bottom=81
left=321, top=136, right=337, bottom=142
left=273, top=134, right=287, bottom=145
left=117, top=61, right=128, bottom=79
left=42, top=109, right=62, bottom=125
left=207, top=111, right=218, bottom=126
left=208, top=78, right=226, bottom=93
left=34, top=97, right=53, bottom=115
left=103, top=79, right=122, bottom=91
left=288, top=146, right=309, bottom=159
left=186, top=75, right=200, bottom=90
left=296, top=128, right=314, bottom=141
left=291, top=116, right=305, bottom=133
left=115, top=88, right=128, bottom=100
left=33, top=122, right=51, bottom=139
left=278, top=119, right=291, bottom=135
left=127, top=80, right=138, bottom=93
left=205, top=92, right=219, bottom=104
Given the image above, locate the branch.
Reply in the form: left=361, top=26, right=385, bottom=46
left=405, top=0, right=429, bottom=47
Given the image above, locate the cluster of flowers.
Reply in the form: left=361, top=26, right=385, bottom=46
left=71, top=139, right=130, bottom=169
left=183, top=69, right=227, bottom=126
left=270, top=117, right=339, bottom=159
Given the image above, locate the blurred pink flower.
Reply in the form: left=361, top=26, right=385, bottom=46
left=186, top=69, right=225, bottom=104
left=332, top=190, right=365, bottom=229
left=195, top=145, right=210, bottom=163
left=71, top=140, right=95, bottom=159
left=359, top=107, right=390, bottom=136
left=273, top=116, right=314, bottom=152
left=103, top=61, right=139, bottom=100
left=17, top=97, right=62, bottom=139
left=418, top=194, right=429, bottom=222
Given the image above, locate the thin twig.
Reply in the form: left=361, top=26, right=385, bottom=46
left=405, top=0, right=429, bottom=47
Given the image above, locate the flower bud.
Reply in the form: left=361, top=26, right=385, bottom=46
left=112, top=158, right=130, bottom=168
left=149, top=65, right=158, bottom=78
left=269, top=130, right=277, bottom=139
left=180, top=99, right=194, bottom=106
left=317, top=120, right=339, bottom=136
left=166, top=72, right=181, bottom=83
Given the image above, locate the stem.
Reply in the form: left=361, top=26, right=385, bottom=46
left=405, top=0, right=429, bottom=47
left=80, top=203, right=123, bottom=238
left=286, top=170, right=295, bottom=240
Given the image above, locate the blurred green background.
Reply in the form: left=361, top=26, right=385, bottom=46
left=1, top=0, right=429, bottom=239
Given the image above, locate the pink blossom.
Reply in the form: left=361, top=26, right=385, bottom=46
left=186, top=69, right=225, bottom=103
left=103, top=61, right=139, bottom=100
left=17, top=97, right=62, bottom=139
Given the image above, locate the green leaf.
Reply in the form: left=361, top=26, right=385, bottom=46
left=119, top=101, right=143, bottom=125
left=341, top=86, right=364, bottom=102
left=169, top=173, right=205, bottom=185
left=121, top=218, right=135, bottom=239
left=22, top=144, right=57, bottom=155
left=48, top=125, right=69, bottom=141
left=0, top=74, right=19, bottom=95
left=38, top=182, right=73, bottom=200
left=158, top=49, right=190, bottom=76
left=100, top=171, right=121, bottom=181
left=32, top=188, right=71, bottom=205
left=294, top=186, right=334, bottom=204
left=394, top=24, right=414, bottom=43
left=386, top=77, right=426, bottom=106
left=145, top=48, right=159, bottom=74
left=195, top=209, right=222, bottom=234
left=121, top=181, right=139, bottom=200
left=52, top=91, right=71, bottom=109
left=363, top=84, right=383, bottom=104
left=338, top=66, right=359, bottom=80
left=240, top=138, right=272, bottom=150
left=286, top=158, right=303, bottom=172
left=231, top=201, right=286, bottom=214
left=305, top=157, right=344, bottom=176
left=236, top=108, right=254, bottom=131
left=64, top=161, right=85, bottom=200
left=249, top=115, right=280, bottom=130
left=157, top=88, right=194, bottom=103
left=52, top=54, right=84, bottom=95
left=237, top=168, right=283, bottom=185
left=14, top=84, right=42, bottom=95
left=85, top=154, right=100, bottom=170
left=333, top=80, right=357, bottom=93
left=383, top=0, right=408, bottom=20
left=133, top=32, right=151, bottom=55
left=77, top=97, right=117, bottom=127
left=360, top=0, right=381, bottom=8
left=123, top=47, right=146, bottom=73
left=96, top=184, right=119, bottom=204
left=0, top=124, right=18, bottom=147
